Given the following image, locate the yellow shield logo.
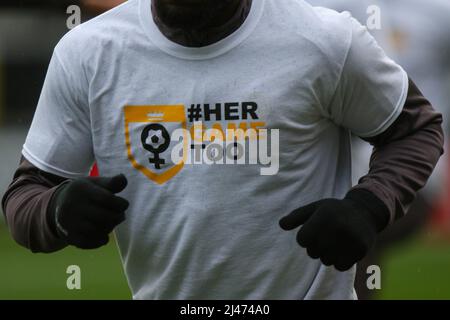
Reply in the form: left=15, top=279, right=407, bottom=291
left=124, top=105, right=188, bottom=184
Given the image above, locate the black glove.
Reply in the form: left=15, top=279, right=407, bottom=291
left=48, top=174, right=129, bottom=249
left=279, top=189, right=390, bottom=271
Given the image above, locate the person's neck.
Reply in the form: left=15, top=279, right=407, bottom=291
left=151, top=0, right=253, bottom=48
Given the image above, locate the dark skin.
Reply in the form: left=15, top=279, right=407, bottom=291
left=151, top=0, right=252, bottom=47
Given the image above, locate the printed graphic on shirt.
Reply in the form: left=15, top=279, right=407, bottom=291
left=124, top=105, right=189, bottom=184
left=124, top=102, right=273, bottom=184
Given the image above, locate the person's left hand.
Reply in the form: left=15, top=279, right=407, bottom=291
left=279, top=190, right=388, bottom=271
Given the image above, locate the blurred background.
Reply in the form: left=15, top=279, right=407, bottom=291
left=0, top=0, right=449, bottom=300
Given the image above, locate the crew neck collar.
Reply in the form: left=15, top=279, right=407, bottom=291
left=139, top=0, right=266, bottom=60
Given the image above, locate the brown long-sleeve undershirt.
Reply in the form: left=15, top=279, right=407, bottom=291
left=1, top=160, right=68, bottom=252
left=1, top=79, right=444, bottom=253
left=354, top=79, right=444, bottom=223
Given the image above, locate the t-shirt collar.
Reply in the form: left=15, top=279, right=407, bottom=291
left=138, top=0, right=266, bottom=60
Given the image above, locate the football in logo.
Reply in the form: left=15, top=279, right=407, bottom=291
left=141, top=123, right=171, bottom=170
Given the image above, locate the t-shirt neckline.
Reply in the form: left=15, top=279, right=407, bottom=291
left=138, top=0, right=266, bottom=60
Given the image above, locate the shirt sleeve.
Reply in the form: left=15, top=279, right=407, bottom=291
left=323, top=16, right=409, bottom=137
left=22, top=46, right=94, bottom=178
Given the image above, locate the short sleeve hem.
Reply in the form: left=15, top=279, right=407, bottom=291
left=355, top=69, right=409, bottom=138
left=22, top=146, right=89, bottom=179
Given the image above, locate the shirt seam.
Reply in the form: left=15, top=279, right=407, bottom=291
left=22, top=146, right=88, bottom=179
left=355, top=69, right=409, bottom=138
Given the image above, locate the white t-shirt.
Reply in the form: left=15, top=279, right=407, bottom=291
left=23, top=0, right=408, bottom=299
left=310, top=0, right=450, bottom=196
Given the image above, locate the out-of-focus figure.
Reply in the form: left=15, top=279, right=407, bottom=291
left=81, top=0, right=127, bottom=15
left=309, top=0, right=450, bottom=299
left=0, top=1, right=126, bottom=12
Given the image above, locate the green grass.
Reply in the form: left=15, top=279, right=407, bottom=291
left=0, top=222, right=131, bottom=300
left=377, top=235, right=450, bottom=300
left=1, top=222, right=449, bottom=300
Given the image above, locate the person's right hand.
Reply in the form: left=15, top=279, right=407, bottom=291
left=49, top=174, right=129, bottom=249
